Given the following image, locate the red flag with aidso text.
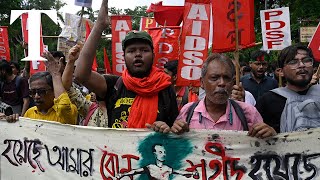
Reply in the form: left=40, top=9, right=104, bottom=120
left=111, top=16, right=132, bottom=76
left=21, top=13, right=46, bottom=75
left=148, top=26, right=181, bottom=69
left=211, top=0, right=255, bottom=52
left=308, top=22, right=320, bottom=62
left=140, top=17, right=157, bottom=31
left=177, top=0, right=211, bottom=87
left=103, top=48, right=112, bottom=74
left=85, top=20, right=98, bottom=71
left=0, top=26, right=11, bottom=61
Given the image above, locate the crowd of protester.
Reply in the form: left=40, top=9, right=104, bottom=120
left=1, top=0, right=320, bottom=139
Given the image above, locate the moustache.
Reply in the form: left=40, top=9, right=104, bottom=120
left=296, top=70, right=309, bottom=75
left=214, top=89, right=228, bottom=95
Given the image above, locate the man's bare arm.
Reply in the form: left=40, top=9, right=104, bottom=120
left=74, top=0, right=109, bottom=98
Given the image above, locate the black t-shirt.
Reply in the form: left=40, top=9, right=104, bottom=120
left=255, top=88, right=309, bottom=133
left=103, top=75, right=178, bottom=128
left=1, top=76, right=29, bottom=106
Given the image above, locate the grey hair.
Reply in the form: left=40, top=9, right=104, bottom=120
left=201, top=53, right=235, bottom=78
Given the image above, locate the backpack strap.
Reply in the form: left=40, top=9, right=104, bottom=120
left=271, top=87, right=297, bottom=99
left=186, top=101, right=200, bottom=125
left=181, top=87, right=189, bottom=106
left=229, top=99, right=249, bottom=131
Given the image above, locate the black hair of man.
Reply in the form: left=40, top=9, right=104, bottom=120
left=278, top=44, right=314, bottom=68
left=201, top=53, right=235, bottom=78
left=50, top=51, right=66, bottom=66
left=164, top=60, right=178, bottom=76
left=9, top=61, right=20, bottom=72
left=0, top=60, right=13, bottom=75
left=151, top=143, right=164, bottom=152
left=250, top=50, right=269, bottom=62
left=29, top=71, right=53, bottom=89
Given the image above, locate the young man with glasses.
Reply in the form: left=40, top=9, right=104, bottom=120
left=23, top=52, right=77, bottom=125
left=256, top=45, right=320, bottom=133
left=241, top=50, right=278, bottom=100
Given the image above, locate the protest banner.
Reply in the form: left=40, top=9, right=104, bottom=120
left=74, top=0, right=92, bottom=8
left=260, top=7, right=291, bottom=51
left=111, top=16, right=132, bottom=76
left=300, top=26, right=317, bottom=43
left=58, top=13, right=93, bottom=58
left=148, top=26, right=181, bottom=69
left=0, top=26, right=11, bottom=61
left=211, top=0, right=255, bottom=53
left=1, top=118, right=320, bottom=179
left=20, top=13, right=46, bottom=75
left=308, top=23, right=320, bottom=62
left=139, top=17, right=157, bottom=31
left=177, top=0, right=211, bottom=87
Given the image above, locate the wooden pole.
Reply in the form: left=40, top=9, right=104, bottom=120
left=316, top=65, right=320, bottom=77
left=234, top=0, right=240, bottom=86
left=78, top=6, right=85, bottom=41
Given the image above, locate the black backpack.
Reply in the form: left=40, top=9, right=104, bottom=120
left=186, top=99, right=249, bottom=131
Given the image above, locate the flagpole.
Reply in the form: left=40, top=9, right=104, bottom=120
left=78, top=6, right=85, bottom=41
left=234, top=0, right=240, bottom=86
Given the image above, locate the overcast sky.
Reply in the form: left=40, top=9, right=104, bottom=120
left=60, top=0, right=185, bottom=16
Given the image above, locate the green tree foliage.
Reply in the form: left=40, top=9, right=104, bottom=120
left=76, top=7, right=98, bottom=22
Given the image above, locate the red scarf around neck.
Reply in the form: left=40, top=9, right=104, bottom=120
left=122, top=67, right=171, bottom=128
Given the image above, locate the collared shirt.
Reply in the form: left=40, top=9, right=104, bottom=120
left=24, top=92, right=77, bottom=125
left=176, top=98, right=263, bottom=131
left=241, top=74, right=278, bottom=100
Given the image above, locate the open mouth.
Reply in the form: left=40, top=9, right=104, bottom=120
left=133, top=59, right=144, bottom=67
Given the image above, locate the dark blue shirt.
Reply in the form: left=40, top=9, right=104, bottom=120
left=241, top=73, right=278, bottom=100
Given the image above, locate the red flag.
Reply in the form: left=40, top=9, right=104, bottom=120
left=111, top=15, right=132, bottom=76
left=211, top=0, right=255, bottom=52
left=0, top=26, right=11, bottom=61
left=85, top=21, right=98, bottom=71
left=308, top=23, right=320, bottom=62
left=148, top=26, right=181, bottom=69
left=21, top=13, right=46, bottom=75
left=103, top=48, right=112, bottom=74
left=139, top=17, right=157, bottom=31
left=146, top=1, right=184, bottom=26
left=176, top=0, right=211, bottom=87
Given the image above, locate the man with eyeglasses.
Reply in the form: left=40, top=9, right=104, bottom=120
left=241, top=50, right=278, bottom=101
left=23, top=52, right=78, bottom=125
left=256, top=44, right=320, bottom=133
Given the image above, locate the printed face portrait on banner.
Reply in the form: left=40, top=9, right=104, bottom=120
left=2, top=118, right=320, bottom=179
